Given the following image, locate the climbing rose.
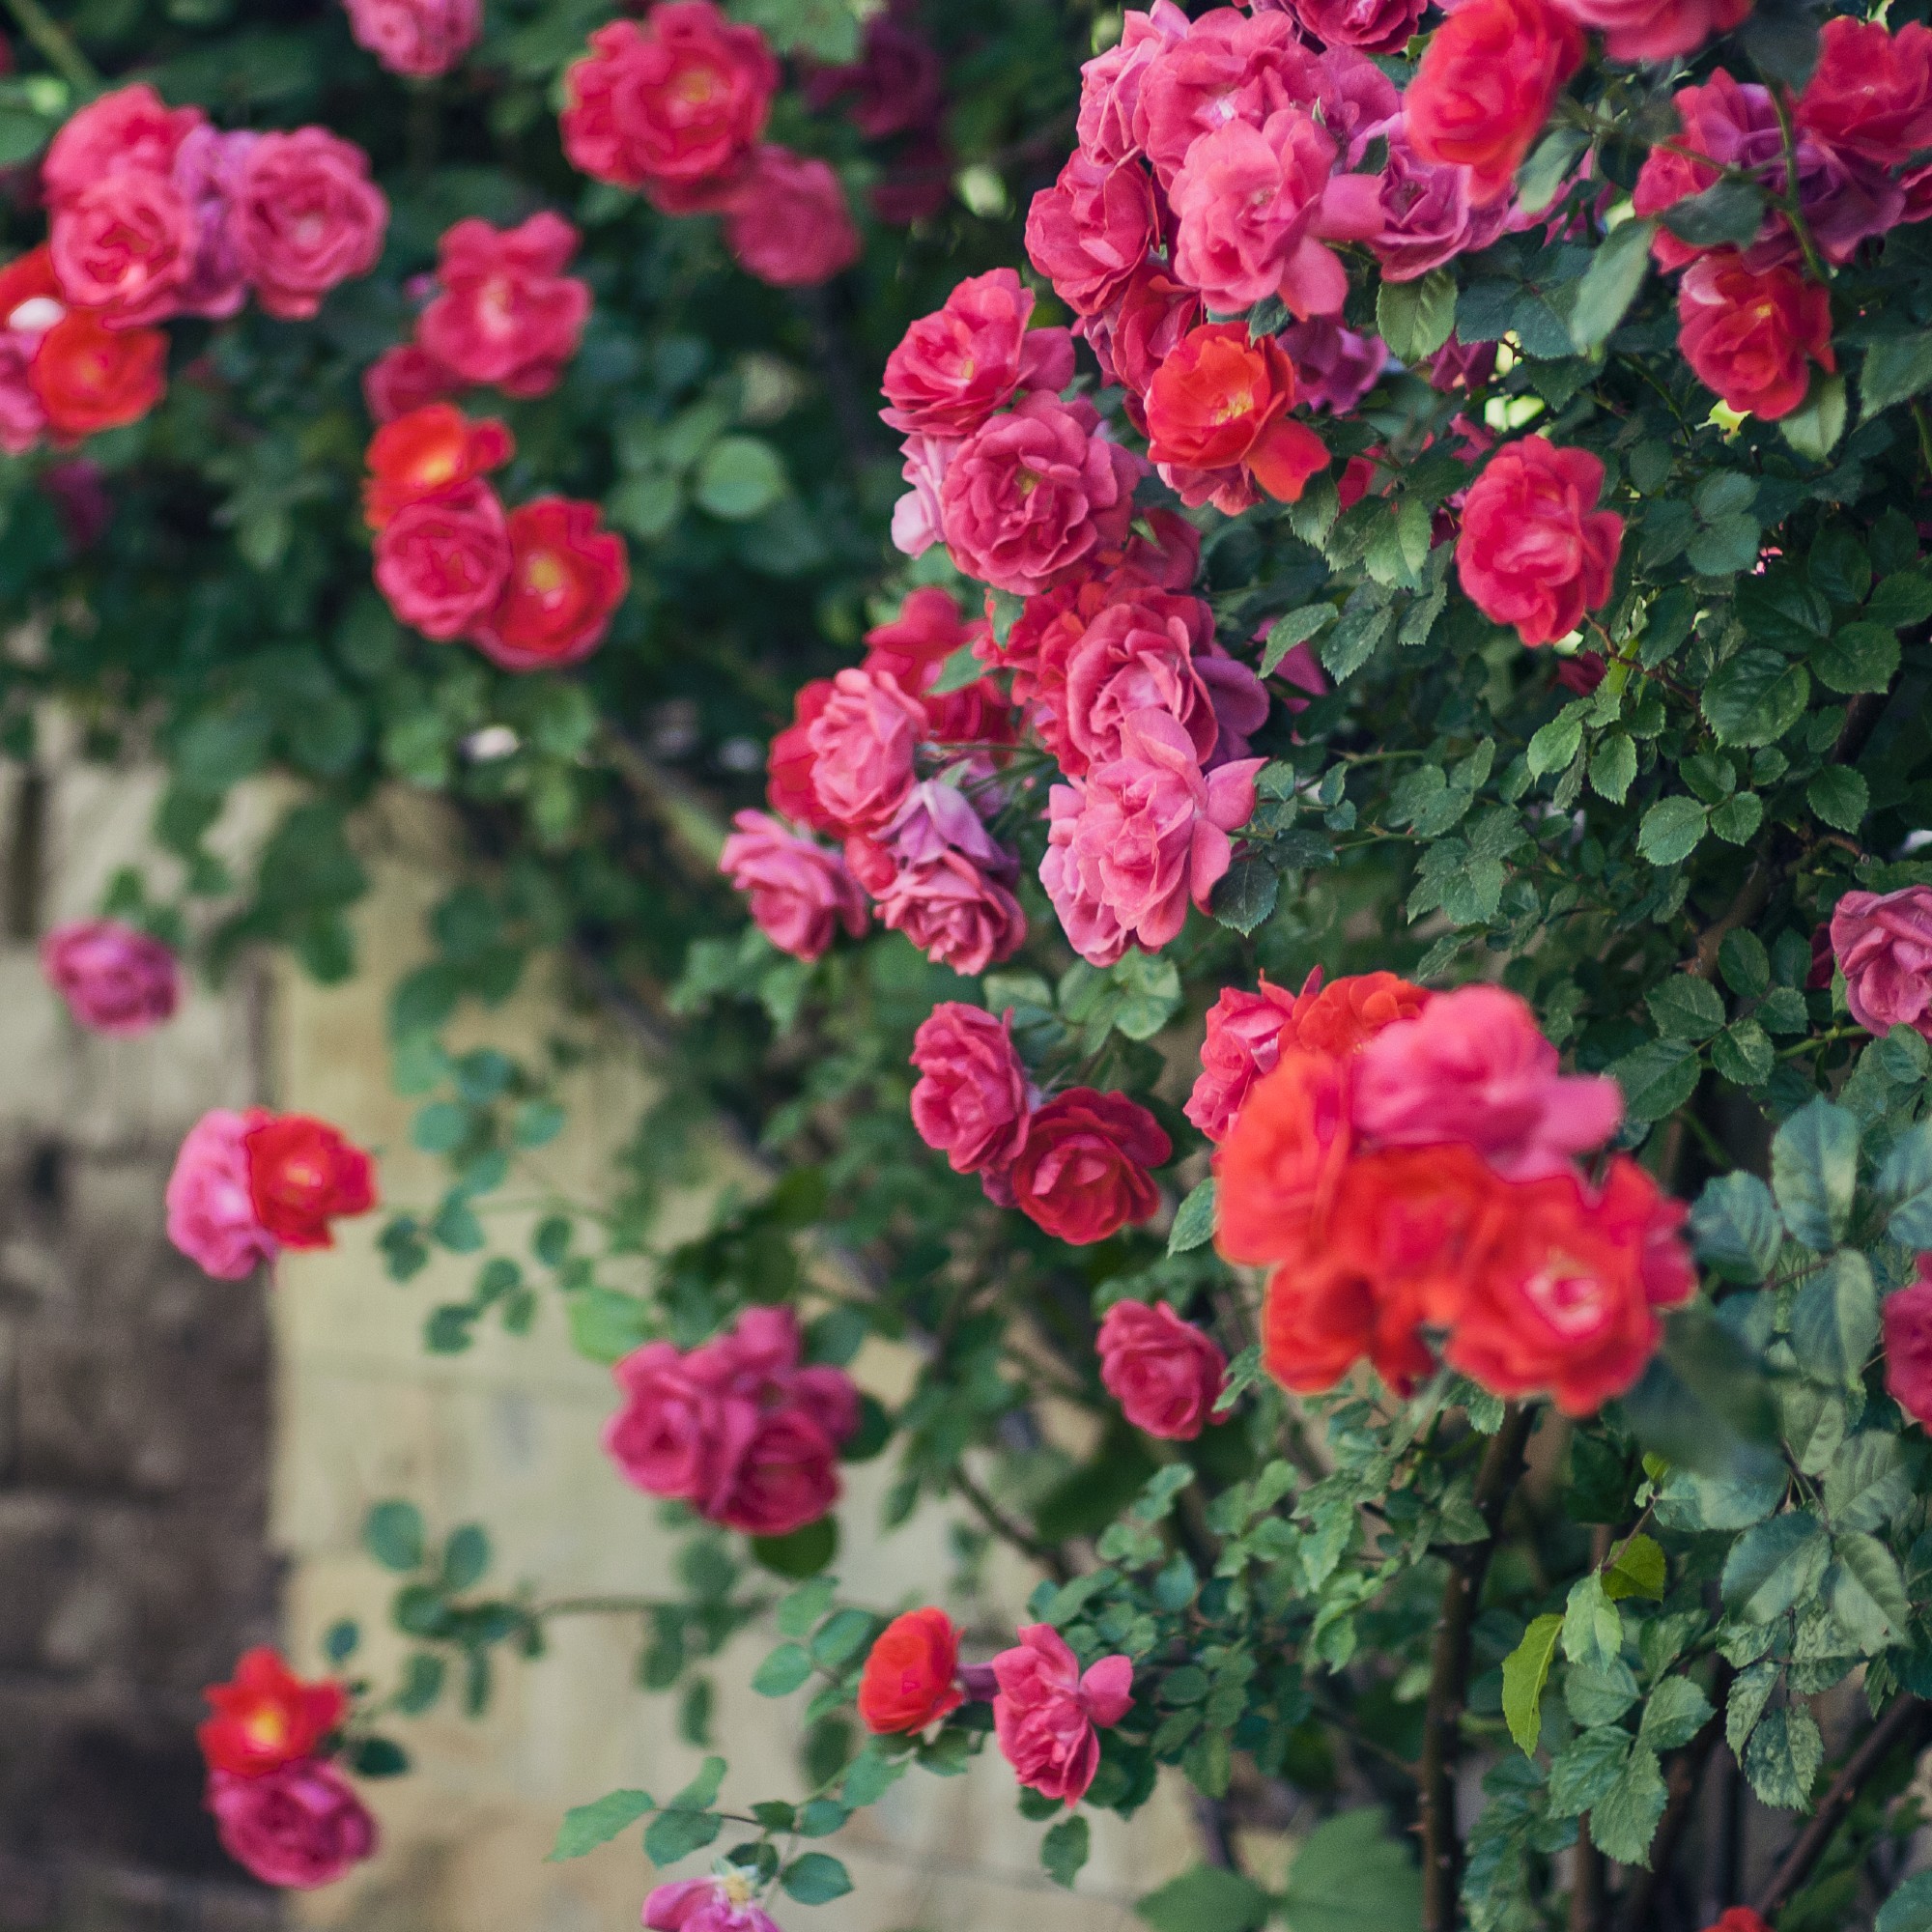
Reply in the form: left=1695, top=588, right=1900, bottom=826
left=1272, top=0, right=1426, bottom=55
left=1545, top=0, right=1748, bottom=64
left=874, top=846, right=1028, bottom=978
left=1676, top=252, right=1835, bottom=421
left=199, top=1650, right=349, bottom=1779
left=1455, top=438, right=1623, bottom=647
left=1138, top=7, right=1325, bottom=187
left=881, top=268, right=1075, bottom=438
left=1060, top=592, right=1235, bottom=777
left=858, top=1608, right=965, bottom=1733
left=720, top=810, right=867, bottom=960
left=1830, top=885, right=1932, bottom=1037
left=342, top=0, right=482, bottom=76
left=1080, top=262, right=1203, bottom=415
left=991, top=1624, right=1133, bottom=1804
left=1798, top=17, right=1932, bottom=169
left=1214, top=1049, right=1356, bottom=1266
left=644, top=1879, right=783, bottom=1932
left=363, top=403, right=514, bottom=528
left=1075, top=0, right=1189, bottom=167
left=805, top=667, right=927, bottom=833
left=1884, top=1261, right=1932, bottom=1429
left=467, top=498, right=629, bottom=670
left=1023, top=153, right=1162, bottom=317
left=232, top=128, right=388, bottom=320
left=41, top=919, right=180, bottom=1035
left=860, top=586, right=1009, bottom=743
left=1368, top=125, right=1513, bottom=284
left=169, top=125, right=258, bottom=322
left=1009, top=1088, right=1169, bottom=1244
left=723, top=147, right=861, bottom=287
left=49, top=170, right=195, bottom=328
left=1097, top=1300, right=1227, bottom=1439
left=206, top=1762, right=377, bottom=1889
left=30, top=310, right=167, bottom=439
left=417, top=213, right=590, bottom=397
left=42, top=86, right=203, bottom=210
left=909, top=1002, right=1033, bottom=1182
left=1405, top=0, right=1582, bottom=206
left=243, top=1114, right=378, bottom=1250
left=374, top=482, right=512, bottom=640
left=167, top=1110, right=281, bottom=1280
left=766, top=679, right=839, bottom=833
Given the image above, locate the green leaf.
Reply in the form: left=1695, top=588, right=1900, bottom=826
left=1789, top=1250, right=1878, bottom=1387
left=1261, top=605, right=1336, bottom=675
left=642, top=1806, right=722, bottom=1866
left=1832, top=1530, right=1910, bottom=1645
left=1604, top=1532, right=1666, bottom=1603
left=810, top=1606, right=878, bottom=1669
left=1640, top=1676, right=1714, bottom=1751
left=1689, top=1172, right=1783, bottom=1277
left=1881, top=1121, right=1932, bottom=1244
left=1563, top=1574, right=1623, bottom=1672
left=1517, top=126, right=1588, bottom=214
left=567, top=1288, right=654, bottom=1365
left=1279, top=1808, right=1422, bottom=1932
left=1610, top=1039, right=1701, bottom=1122
left=1861, top=329, right=1932, bottom=419
left=441, top=1523, right=490, bottom=1591
left=1590, top=730, right=1637, bottom=804
left=1877, top=1872, right=1932, bottom=1932
left=1548, top=1725, right=1633, bottom=1818
left=669, top=1757, right=726, bottom=1812
left=1712, top=1019, right=1776, bottom=1088
left=351, top=1736, right=411, bottom=1777
left=1212, top=856, right=1279, bottom=935
left=1780, top=373, right=1848, bottom=461
left=926, top=643, right=986, bottom=696
left=1703, top=650, right=1811, bottom=748
left=1771, top=1098, right=1860, bottom=1249
left=1807, top=766, right=1869, bottom=832
left=752, top=1517, right=838, bottom=1577
left=695, top=437, right=787, bottom=521
left=1571, top=216, right=1659, bottom=350
left=1647, top=974, right=1725, bottom=1040
left=1567, top=1658, right=1639, bottom=1728
left=1501, top=1613, right=1563, bottom=1756
left=1636, top=796, right=1708, bottom=867
left=1169, top=1179, right=1217, bottom=1256
left=549, top=1789, right=656, bottom=1861
left=752, top=1643, right=813, bottom=1696
left=1814, top=621, right=1901, bottom=695
left=1111, top=952, right=1184, bottom=1041
left=1726, top=1660, right=1778, bottom=1755
left=1377, top=270, right=1458, bottom=362
left=781, top=1853, right=853, bottom=1905
left=1709, top=792, right=1766, bottom=843
left=1744, top=1704, right=1824, bottom=1809
left=1661, top=178, right=1767, bottom=250
left=1137, top=1864, right=1271, bottom=1932
left=1528, top=709, right=1584, bottom=779
left=1722, top=1512, right=1830, bottom=1623
left=1589, top=1742, right=1666, bottom=1865
left=1042, top=1814, right=1091, bottom=1889
left=1825, top=1432, right=1911, bottom=1532
left=364, top=1499, right=425, bottom=1573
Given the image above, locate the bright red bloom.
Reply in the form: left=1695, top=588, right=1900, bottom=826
left=1798, top=17, right=1932, bottom=169
left=242, top=1115, right=378, bottom=1251
left=374, top=480, right=512, bottom=640
left=1214, top=1047, right=1354, bottom=1266
left=858, top=1608, right=965, bottom=1734
left=199, top=1649, right=349, bottom=1779
left=467, top=497, right=630, bottom=671
left=1406, top=0, right=1582, bottom=207
left=1676, top=252, right=1834, bottom=422
left=766, top=678, right=839, bottom=832
left=1144, top=324, right=1329, bottom=517
left=1097, top=1299, right=1226, bottom=1439
left=1699, top=1915, right=1772, bottom=1932
left=417, top=213, right=590, bottom=398
left=1009, top=1088, right=1169, bottom=1245
left=362, top=402, right=513, bottom=528
left=30, top=310, right=167, bottom=439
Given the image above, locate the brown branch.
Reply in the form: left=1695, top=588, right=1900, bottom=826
left=1614, top=1660, right=1734, bottom=1932
left=1752, top=1695, right=1932, bottom=1923
left=1421, top=1406, right=1536, bottom=1932
left=952, top=1462, right=1073, bottom=1584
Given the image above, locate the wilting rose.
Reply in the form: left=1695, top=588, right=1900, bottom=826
left=1023, top=152, right=1160, bottom=318
left=49, top=169, right=195, bottom=328
left=467, top=497, right=629, bottom=670
left=909, top=1001, right=1034, bottom=1180
left=243, top=1113, right=378, bottom=1250
left=991, top=1624, right=1133, bottom=1803
left=858, top=1607, right=965, bottom=1733
left=723, top=146, right=862, bottom=288
left=1009, top=1088, right=1169, bottom=1244
left=233, top=128, right=388, bottom=320
left=1277, top=319, right=1387, bottom=413
left=199, top=1649, right=349, bottom=1778
left=42, top=85, right=204, bottom=210
left=719, top=810, right=867, bottom=961
left=1097, top=1299, right=1227, bottom=1439
left=1676, top=251, right=1835, bottom=421
left=342, top=0, right=482, bottom=77
left=1139, top=7, right=1325, bottom=187
left=41, top=919, right=180, bottom=1036
left=374, top=481, right=513, bottom=640
left=882, top=267, right=1075, bottom=437
left=207, top=1761, right=377, bottom=1889
left=418, top=213, right=590, bottom=397
left=1830, top=885, right=1932, bottom=1037
left=166, top=1109, right=279, bottom=1281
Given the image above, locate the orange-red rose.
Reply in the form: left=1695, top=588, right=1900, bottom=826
left=467, top=497, right=630, bottom=671
left=858, top=1607, right=964, bottom=1733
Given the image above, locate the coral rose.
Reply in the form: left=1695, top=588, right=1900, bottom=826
left=41, top=919, right=180, bottom=1036
left=991, top=1624, right=1133, bottom=1804
left=167, top=1109, right=280, bottom=1281
left=1545, top=0, right=1748, bottom=63
left=1799, top=17, right=1932, bottom=169
left=467, top=497, right=629, bottom=670
left=1406, top=0, right=1582, bottom=206
left=374, top=481, right=513, bottom=640
left=49, top=170, right=195, bottom=329
left=1009, top=1087, right=1168, bottom=1244
left=1097, top=1299, right=1227, bottom=1439
left=363, top=403, right=513, bottom=528
left=1676, top=251, right=1834, bottom=421
left=1830, top=885, right=1932, bottom=1037
left=723, top=147, right=862, bottom=288
left=909, top=1002, right=1034, bottom=1182
left=1455, top=438, right=1623, bottom=647
left=199, top=1649, right=349, bottom=1779
left=43, top=86, right=204, bottom=210
left=233, top=128, right=388, bottom=320
left=1884, top=1261, right=1932, bottom=1429
left=30, top=310, right=167, bottom=439
left=242, top=1114, right=378, bottom=1250
left=418, top=213, right=590, bottom=397
left=1214, top=1048, right=1355, bottom=1264
left=881, top=268, right=1075, bottom=438
left=719, top=810, right=867, bottom=961
left=1023, top=153, right=1161, bottom=318
left=207, top=1761, right=377, bottom=1889
left=858, top=1608, right=965, bottom=1733
left=343, top=0, right=482, bottom=76
left=645, top=1878, right=782, bottom=1932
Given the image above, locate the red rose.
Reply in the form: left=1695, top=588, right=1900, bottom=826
left=49, top=169, right=196, bottom=328
left=1097, top=1299, right=1226, bottom=1439
left=1701, top=1915, right=1773, bottom=1932
left=882, top=268, right=1075, bottom=438
left=1144, top=323, right=1329, bottom=516
left=233, top=128, right=387, bottom=321
left=723, top=146, right=862, bottom=288
left=1009, top=1087, right=1169, bottom=1245
left=467, top=497, right=630, bottom=670
left=199, top=1649, right=349, bottom=1779
left=559, top=5, right=778, bottom=207
left=1455, top=437, right=1623, bottom=647
left=242, top=1114, right=378, bottom=1250
left=362, top=342, right=461, bottom=422
left=417, top=213, right=591, bottom=397
left=858, top=1608, right=965, bottom=1734
left=1545, top=0, right=1748, bottom=63
left=804, top=665, right=926, bottom=832
left=30, top=310, right=167, bottom=439
left=43, top=85, right=204, bottom=210
left=207, top=1761, right=377, bottom=1889
left=767, top=678, right=838, bottom=831
left=1273, top=0, right=1425, bottom=55
left=1214, top=1048, right=1355, bottom=1265
left=363, top=402, right=514, bottom=528
left=860, top=584, right=1009, bottom=744
left=1676, top=251, right=1834, bottom=422
left=1023, top=152, right=1159, bottom=319
left=1799, top=17, right=1932, bottom=169
left=909, top=1001, right=1034, bottom=1181
left=1406, top=0, right=1582, bottom=207
left=374, top=480, right=512, bottom=639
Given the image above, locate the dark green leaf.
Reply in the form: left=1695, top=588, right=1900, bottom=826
left=781, top=1853, right=853, bottom=1904
left=1169, top=1179, right=1217, bottom=1255
left=364, top=1499, right=425, bottom=1573
left=1042, top=1814, right=1091, bottom=1889
left=550, top=1789, right=656, bottom=1861
left=1771, top=1098, right=1860, bottom=1249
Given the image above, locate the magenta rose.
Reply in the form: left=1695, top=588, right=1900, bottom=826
left=881, top=267, right=1075, bottom=438
left=169, top=126, right=258, bottom=322
left=343, top=0, right=482, bottom=76
left=1023, top=153, right=1160, bottom=319
left=909, top=1002, right=1034, bottom=1187
left=723, top=147, right=861, bottom=289
left=719, top=810, right=868, bottom=962
left=1261, top=0, right=1425, bottom=54
left=1886, top=1260, right=1932, bottom=1429
left=806, top=666, right=928, bottom=833
left=939, top=391, right=1144, bottom=598
left=1184, top=976, right=1303, bottom=1141
left=708, top=1406, right=845, bottom=1536
left=373, top=481, right=513, bottom=640
left=206, top=1761, right=376, bottom=1889
left=645, top=1878, right=782, bottom=1932
left=1369, top=125, right=1513, bottom=283
left=41, top=918, right=180, bottom=1036
left=991, top=1625, right=1133, bottom=1804
left=875, top=851, right=1027, bottom=977
left=1076, top=1, right=1190, bottom=167
left=604, top=1342, right=722, bottom=1502
left=1831, top=885, right=1932, bottom=1037
left=49, top=170, right=196, bottom=328
left=42, top=85, right=204, bottom=211
left=166, top=1108, right=279, bottom=1281
left=233, top=128, right=388, bottom=320
left=1139, top=7, right=1325, bottom=185
left=1097, top=1299, right=1228, bottom=1439
left=1277, top=319, right=1388, bottom=414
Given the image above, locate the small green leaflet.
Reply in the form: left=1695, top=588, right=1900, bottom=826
left=549, top=1789, right=655, bottom=1861
left=1169, top=1178, right=1217, bottom=1255
left=1603, top=1532, right=1666, bottom=1603
left=1261, top=605, right=1337, bottom=675
left=1501, top=1614, right=1562, bottom=1756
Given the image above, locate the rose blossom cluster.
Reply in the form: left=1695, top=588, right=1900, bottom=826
left=908, top=1001, right=1171, bottom=1244
left=603, top=1306, right=859, bottom=1537
left=559, top=0, right=859, bottom=289
left=41, top=918, right=180, bottom=1035
left=199, top=1648, right=377, bottom=1889
left=723, top=585, right=1026, bottom=976
left=363, top=402, right=629, bottom=669
left=166, top=1108, right=378, bottom=1279
left=363, top=213, right=591, bottom=421
left=341, top=0, right=479, bottom=78
left=1211, top=975, right=1694, bottom=1414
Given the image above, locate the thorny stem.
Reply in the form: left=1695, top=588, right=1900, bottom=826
left=1, top=0, right=98, bottom=92
left=1770, top=85, right=1833, bottom=289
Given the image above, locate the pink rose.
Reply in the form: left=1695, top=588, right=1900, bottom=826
left=644, top=1878, right=781, bottom=1932
left=1885, top=1261, right=1932, bottom=1430
left=1097, top=1299, right=1227, bottom=1439
left=41, top=919, right=180, bottom=1036
left=709, top=1406, right=846, bottom=1536
left=167, top=1108, right=279, bottom=1280
left=343, top=0, right=482, bottom=76
left=207, top=1761, right=376, bottom=1889
left=170, top=126, right=258, bottom=322
left=991, top=1624, right=1133, bottom=1804
left=604, top=1343, right=722, bottom=1501
left=1428, top=333, right=1498, bottom=393
left=939, top=391, right=1144, bottom=598
left=233, top=128, right=388, bottom=321
left=909, top=1001, right=1034, bottom=1186
left=1139, top=8, right=1324, bottom=187
left=0, top=332, right=45, bottom=455
left=373, top=480, right=513, bottom=640
left=43, top=86, right=204, bottom=211
left=723, top=147, right=862, bottom=289
left=874, top=851, right=1027, bottom=977
left=417, top=213, right=590, bottom=397
left=1801, top=18, right=1932, bottom=171
left=1316, top=46, right=1402, bottom=166
left=1830, top=886, right=1932, bottom=1037
left=806, top=666, right=927, bottom=833
left=1277, top=319, right=1387, bottom=413
left=1258, top=0, right=1424, bottom=54
left=1352, top=983, right=1625, bottom=1180
left=1546, top=0, right=1747, bottom=61
left=882, top=268, right=1076, bottom=438
left=1079, top=263, right=1203, bottom=415
left=890, top=432, right=961, bottom=557
left=1040, top=708, right=1262, bottom=963
left=49, top=170, right=195, bottom=328
left=719, top=810, right=867, bottom=961
left=362, top=342, right=461, bottom=422
left=1184, top=975, right=1302, bottom=1141
left=1368, top=124, right=1513, bottom=284
left=1023, top=153, right=1160, bottom=320
left=1077, top=2, right=1191, bottom=166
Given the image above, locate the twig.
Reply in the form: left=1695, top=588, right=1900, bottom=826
left=1769, top=85, right=1833, bottom=289
left=1, top=0, right=97, bottom=92
left=1614, top=1660, right=1733, bottom=1932
left=952, top=1462, right=1072, bottom=1584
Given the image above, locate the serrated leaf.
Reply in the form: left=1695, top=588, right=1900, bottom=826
left=1789, top=1250, right=1878, bottom=1387
left=1604, top=1532, right=1666, bottom=1603
left=1771, top=1098, right=1860, bottom=1249
left=1712, top=1018, right=1776, bottom=1088
left=1563, top=1574, right=1623, bottom=1672
left=1722, top=1512, right=1829, bottom=1623
left=1212, top=856, right=1279, bottom=935
left=1571, top=216, right=1659, bottom=350
left=1689, top=1173, right=1783, bottom=1276
left=549, top=1789, right=656, bottom=1861
left=1726, top=1659, right=1778, bottom=1755
left=1861, top=329, right=1932, bottom=420
left=1743, top=1703, right=1824, bottom=1809
left=1169, top=1178, right=1216, bottom=1256
left=1637, top=795, right=1708, bottom=866
left=1807, top=766, right=1869, bottom=832
left=1703, top=650, right=1811, bottom=748
left=1640, top=1676, right=1714, bottom=1751
left=1648, top=974, right=1726, bottom=1040
left=1502, top=1613, right=1563, bottom=1756
left=1548, top=1725, right=1633, bottom=1818
left=1261, top=605, right=1336, bottom=675
left=1661, top=178, right=1766, bottom=249
left=1589, top=1742, right=1666, bottom=1865
left=1590, top=730, right=1637, bottom=803
left=1825, top=1432, right=1911, bottom=1532
left=1832, top=1531, right=1909, bottom=1645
